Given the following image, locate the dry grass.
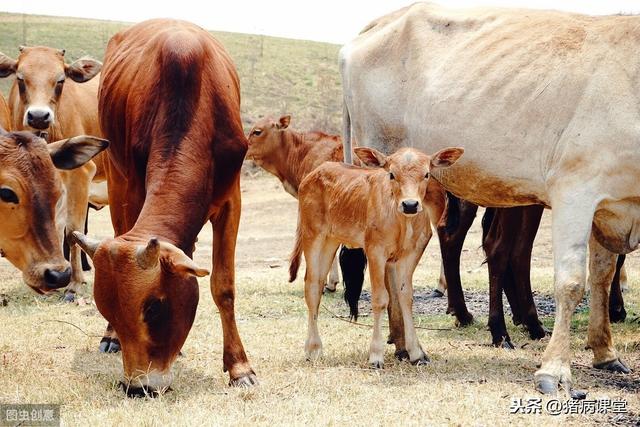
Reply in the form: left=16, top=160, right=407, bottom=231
left=0, top=174, right=638, bottom=426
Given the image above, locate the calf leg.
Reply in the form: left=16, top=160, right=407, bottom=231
left=366, top=249, right=389, bottom=368
left=608, top=255, right=626, bottom=323
left=587, top=237, right=630, bottom=374
left=210, top=190, right=257, bottom=386
left=385, top=263, right=407, bottom=360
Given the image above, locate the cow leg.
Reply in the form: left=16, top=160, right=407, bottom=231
left=608, top=255, right=626, bottom=323
left=210, top=190, right=257, bottom=387
left=437, top=195, right=477, bottom=326
left=619, top=258, right=628, bottom=292
left=98, top=323, right=120, bottom=353
left=367, top=249, right=389, bottom=368
left=534, top=200, right=592, bottom=396
left=587, top=236, right=630, bottom=374
left=325, top=255, right=340, bottom=293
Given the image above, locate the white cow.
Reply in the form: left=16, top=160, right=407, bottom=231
left=340, top=2, right=637, bottom=395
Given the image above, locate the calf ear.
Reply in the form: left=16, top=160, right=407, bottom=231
left=0, top=52, right=17, bottom=78
left=431, top=147, right=464, bottom=168
left=65, top=57, right=102, bottom=83
left=48, top=135, right=109, bottom=170
left=160, top=244, right=210, bottom=278
left=277, top=115, right=291, bottom=130
left=354, top=147, right=387, bottom=167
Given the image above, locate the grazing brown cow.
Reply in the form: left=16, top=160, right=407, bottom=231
left=72, top=19, right=257, bottom=396
left=0, top=128, right=107, bottom=293
left=0, top=46, right=103, bottom=301
left=289, top=146, right=462, bottom=366
left=247, top=114, right=357, bottom=292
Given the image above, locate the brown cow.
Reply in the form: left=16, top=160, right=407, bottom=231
left=289, top=146, right=462, bottom=366
left=0, top=46, right=103, bottom=301
left=247, top=115, right=355, bottom=291
left=0, top=128, right=107, bottom=293
left=72, top=19, right=257, bottom=396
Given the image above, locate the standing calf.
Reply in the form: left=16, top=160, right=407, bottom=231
left=289, top=146, right=463, bottom=367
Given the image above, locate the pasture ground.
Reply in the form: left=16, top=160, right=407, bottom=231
left=0, top=173, right=638, bottom=426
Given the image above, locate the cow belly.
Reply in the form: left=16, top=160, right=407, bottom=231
left=592, top=199, right=640, bottom=254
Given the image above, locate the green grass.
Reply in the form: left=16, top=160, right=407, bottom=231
left=0, top=12, right=343, bottom=133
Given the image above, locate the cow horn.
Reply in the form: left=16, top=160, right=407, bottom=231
left=71, top=231, right=100, bottom=259
left=136, top=238, right=160, bottom=270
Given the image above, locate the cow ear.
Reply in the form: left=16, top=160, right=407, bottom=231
left=65, top=57, right=102, bottom=83
left=0, top=52, right=17, bottom=78
left=431, top=147, right=464, bottom=168
left=48, top=135, right=109, bottom=170
left=354, top=147, right=387, bottom=168
left=161, top=244, right=210, bottom=278
left=277, top=115, right=291, bottom=130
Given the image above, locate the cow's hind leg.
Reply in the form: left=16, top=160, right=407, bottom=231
left=588, top=237, right=630, bottom=374
left=210, top=189, right=257, bottom=387
left=609, top=255, right=626, bottom=323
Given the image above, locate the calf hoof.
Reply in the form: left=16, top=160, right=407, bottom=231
left=370, top=360, right=384, bottom=369
left=427, top=289, right=444, bottom=298
left=594, top=358, right=631, bottom=374
left=454, top=311, right=474, bottom=327
left=609, top=307, right=627, bottom=323
left=62, top=291, right=76, bottom=303
left=410, top=354, right=430, bottom=366
left=99, top=337, right=121, bottom=353
left=534, top=373, right=559, bottom=395
left=394, top=349, right=409, bottom=361
left=305, top=345, right=322, bottom=362
left=229, top=372, right=258, bottom=388
left=323, top=285, right=337, bottom=294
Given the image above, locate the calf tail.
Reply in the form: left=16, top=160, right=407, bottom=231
left=289, top=217, right=303, bottom=283
left=340, top=247, right=367, bottom=320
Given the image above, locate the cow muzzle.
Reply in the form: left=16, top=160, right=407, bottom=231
left=400, top=199, right=421, bottom=216
left=24, top=107, right=54, bottom=130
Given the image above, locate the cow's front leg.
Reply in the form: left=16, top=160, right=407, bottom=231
left=60, top=162, right=96, bottom=302
left=366, top=248, right=388, bottom=368
left=534, top=198, right=593, bottom=396
left=210, top=188, right=257, bottom=387
left=587, top=236, right=630, bottom=374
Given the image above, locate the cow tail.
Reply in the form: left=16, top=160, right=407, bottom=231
left=481, top=208, right=496, bottom=246
left=342, top=101, right=353, bottom=164
left=289, top=216, right=303, bottom=283
left=340, top=247, right=367, bottom=321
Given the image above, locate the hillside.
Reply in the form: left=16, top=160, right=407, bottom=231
left=0, top=12, right=344, bottom=133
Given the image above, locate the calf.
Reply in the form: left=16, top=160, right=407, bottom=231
left=247, top=115, right=356, bottom=292
left=289, top=146, right=462, bottom=366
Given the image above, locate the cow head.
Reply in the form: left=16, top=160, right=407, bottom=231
left=0, top=46, right=102, bottom=131
left=0, top=129, right=108, bottom=293
left=246, top=115, right=291, bottom=174
left=72, top=233, right=208, bottom=395
left=355, top=146, right=464, bottom=216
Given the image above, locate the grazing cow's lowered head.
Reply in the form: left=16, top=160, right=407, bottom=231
left=246, top=115, right=292, bottom=174
left=354, top=146, right=464, bottom=216
left=0, top=46, right=101, bottom=131
left=72, top=233, right=209, bottom=394
left=0, top=129, right=108, bottom=293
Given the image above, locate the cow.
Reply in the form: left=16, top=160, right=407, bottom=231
left=0, top=46, right=104, bottom=301
left=340, top=2, right=637, bottom=395
left=71, top=19, right=257, bottom=396
left=0, top=127, right=107, bottom=294
left=289, top=146, right=462, bottom=366
left=0, top=93, right=9, bottom=130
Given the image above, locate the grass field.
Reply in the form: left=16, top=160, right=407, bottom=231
left=0, top=12, right=343, bottom=133
left=0, top=11, right=639, bottom=427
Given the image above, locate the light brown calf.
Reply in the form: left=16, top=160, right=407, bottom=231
left=0, top=46, right=103, bottom=301
left=289, top=146, right=463, bottom=366
left=247, top=115, right=358, bottom=291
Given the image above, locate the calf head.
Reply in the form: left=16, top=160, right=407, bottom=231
left=0, top=46, right=101, bottom=131
left=0, top=129, right=108, bottom=292
left=246, top=115, right=291, bottom=174
left=72, top=233, right=208, bottom=394
left=355, top=146, right=464, bottom=216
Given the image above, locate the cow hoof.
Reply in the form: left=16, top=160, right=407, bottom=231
left=501, top=340, right=515, bottom=350
left=323, top=285, right=337, bottom=294
left=427, top=289, right=444, bottom=298
left=594, top=358, right=631, bottom=374
left=229, top=373, right=258, bottom=388
left=609, top=307, right=627, bottom=323
left=370, top=360, right=384, bottom=369
left=63, top=292, right=76, bottom=303
left=527, top=325, right=548, bottom=340
left=570, top=389, right=587, bottom=400
left=99, top=338, right=121, bottom=353
left=394, top=349, right=409, bottom=361
left=534, top=373, right=559, bottom=395
left=410, top=354, right=430, bottom=366
left=454, top=311, right=474, bottom=327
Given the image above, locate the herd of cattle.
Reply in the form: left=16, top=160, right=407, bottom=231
left=0, top=3, right=638, bottom=398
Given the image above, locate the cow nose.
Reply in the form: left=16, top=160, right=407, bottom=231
left=27, top=110, right=52, bottom=130
left=401, top=199, right=420, bottom=214
left=44, top=266, right=72, bottom=289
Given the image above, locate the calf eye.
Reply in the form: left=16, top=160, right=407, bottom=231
left=0, top=188, right=19, bottom=204
left=389, top=172, right=395, bottom=180
left=252, top=129, right=262, bottom=136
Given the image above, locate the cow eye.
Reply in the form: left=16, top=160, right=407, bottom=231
left=252, top=129, right=262, bottom=136
left=389, top=172, right=395, bottom=180
left=0, top=188, right=19, bottom=204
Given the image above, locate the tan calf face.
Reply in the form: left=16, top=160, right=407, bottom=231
left=246, top=115, right=291, bottom=173
left=73, top=233, right=208, bottom=392
left=0, top=130, right=108, bottom=293
left=355, top=146, right=464, bottom=216
left=0, top=46, right=101, bottom=131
